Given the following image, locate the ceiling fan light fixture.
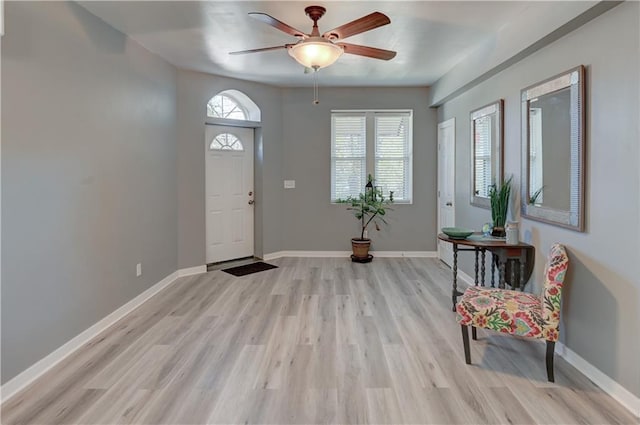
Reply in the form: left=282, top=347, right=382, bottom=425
left=288, top=37, right=344, bottom=69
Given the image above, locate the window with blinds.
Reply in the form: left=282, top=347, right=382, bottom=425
left=331, top=111, right=413, bottom=203
left=474, top=115, right=492, bottom=198
left=331, top=114, right=367, bottom=201
left=375, top=113, right=412, bottom=202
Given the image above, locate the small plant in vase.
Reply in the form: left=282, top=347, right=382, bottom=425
left=337, top=174, right=394, bottom=262
left=488, top=176, right=512, bottom=237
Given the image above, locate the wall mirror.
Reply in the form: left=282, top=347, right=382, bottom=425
left=521, top=65, right=585, bottom=231
left=470, top=100, right=503, bottom=208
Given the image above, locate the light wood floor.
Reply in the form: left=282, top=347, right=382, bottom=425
left=2, top=257, right=637, bottom=424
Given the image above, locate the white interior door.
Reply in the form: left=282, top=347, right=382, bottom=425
left=205, top=125, right=254, bottom=264
left=437, top=118, right=456, bottom=266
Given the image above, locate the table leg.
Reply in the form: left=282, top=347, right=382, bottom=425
left=481, top=249, right=486, bottom=287
left=520, top=255, right=526, bottom=291
left=491, top=253, right=496, bottom=288
left=474, top=248, right=479, bottom=286
left=452, top=244, right=459, bottom=311
left=510, top=259, right=516, bottom=289
left=499, top=259, right=506, bottom=289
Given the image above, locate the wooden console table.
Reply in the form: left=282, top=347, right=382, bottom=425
left=438, top=233, right=535, bottom=311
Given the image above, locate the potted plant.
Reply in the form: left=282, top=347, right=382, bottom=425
left=337, top=174, right=394, bottom=262
left=488, top=176, right=512, bottom=237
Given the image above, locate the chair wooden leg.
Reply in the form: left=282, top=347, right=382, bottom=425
left=471, top=326, right=477, bottom=340
left=461, top=325, right=471, bottom=364
left=546, top=340, right=555, bottom=382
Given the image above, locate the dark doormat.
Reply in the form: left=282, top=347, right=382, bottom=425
left=222, top=261, right=278, bottom=277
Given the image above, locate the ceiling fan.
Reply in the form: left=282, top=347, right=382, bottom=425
left=229, top=6, right=397, bottom=70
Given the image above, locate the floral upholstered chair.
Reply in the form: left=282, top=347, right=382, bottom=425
left=455, top=243, right=568, bottom=382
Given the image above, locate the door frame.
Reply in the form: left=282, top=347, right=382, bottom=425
left=204, top=123, right=257, bottom=265
left=437, top=118, right=456, bottom=265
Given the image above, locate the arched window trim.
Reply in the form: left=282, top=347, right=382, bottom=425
left=207, top=94, right=248, bottom=120
left=209, top=133, right=244, bottom=151
left=205, top=89, right=262, bottom=123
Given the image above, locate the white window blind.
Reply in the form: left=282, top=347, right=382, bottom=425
left=331, top=114, right=367, bottom=201
left=474, top=115, right=492, bottom=198
left=375, top=113, right=412, bottom=202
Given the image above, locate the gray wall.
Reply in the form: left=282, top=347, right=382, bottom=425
left=437, top=2, right=639, bottom=397
left=1, top=2, right=178, bottom=383
left=281, top=87, right=437, bottom=251
left=176, top=79, right=437, bottom=266
left=176, top=70, right=284, bottom=268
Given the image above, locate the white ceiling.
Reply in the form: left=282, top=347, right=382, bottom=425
left=78, top=1, right=593, bottom=87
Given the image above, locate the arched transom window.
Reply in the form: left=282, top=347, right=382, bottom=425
left=207, top=94, right=247, bottom=120
left=210, top=133, right=244, bottom=151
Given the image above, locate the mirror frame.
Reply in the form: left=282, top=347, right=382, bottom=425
left=470, top=99, right=504, bottom=208
left=521, top=65, right=585, bottom=231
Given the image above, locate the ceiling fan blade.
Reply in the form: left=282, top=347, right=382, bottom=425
left=248, top=12, right=307, bottom=38
left=337, top=43, right=397, bottom=60
left=229, top=45, right=293, bottom=55
left=322, top=12, right=390, bottom=40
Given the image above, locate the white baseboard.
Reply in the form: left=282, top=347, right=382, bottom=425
left=555, top=342, right=640, bottom=418
left=0, top=266, right=208, bottom=404
left=264, top=251, right=438, bottom=261
left=457, top=270, right=475, bottom=288
left=177, top=265, right=207, bottom=277
left=372, top=251, right=438, bottom=258
left=263, top=251, right=350, bottom=260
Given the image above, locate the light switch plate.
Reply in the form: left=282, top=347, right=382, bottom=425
left=284, top=180, right=295, bottom=189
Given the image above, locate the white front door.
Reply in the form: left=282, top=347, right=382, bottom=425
left=205, top=125, right=254, bottom=264
left=437, top=118, right=456, bottom=267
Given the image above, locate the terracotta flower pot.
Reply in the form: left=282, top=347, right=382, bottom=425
left=351, top=238, right=371, bottom=259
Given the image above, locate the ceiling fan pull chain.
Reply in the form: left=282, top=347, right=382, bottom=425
left=313, top=69, right=319, bottom=105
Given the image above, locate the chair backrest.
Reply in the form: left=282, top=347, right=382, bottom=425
left=540, top=243, right=569, bottom=341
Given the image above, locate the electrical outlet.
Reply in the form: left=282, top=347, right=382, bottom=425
left=136, top=263, right=142, bottom=277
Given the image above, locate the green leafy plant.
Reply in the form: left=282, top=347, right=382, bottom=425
left=488, top=176, right=512, bottom=229
left=529, top=186, right=544, bottom=205
left=337, top=174, right=394, bottom=240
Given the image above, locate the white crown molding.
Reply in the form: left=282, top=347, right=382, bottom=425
left=263, top=251, right=438, bottom=261
left=0, top=264, right=207, bottom=404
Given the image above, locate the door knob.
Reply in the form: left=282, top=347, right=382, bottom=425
left=446, top=202, right=453, bottom=206
left=248, top=200, right=255, bottom=205
left=248, top=191, right=253, bottom=196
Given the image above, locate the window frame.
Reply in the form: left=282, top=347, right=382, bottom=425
left=209, top=132, right=245, bottom=151
left=330, top=109, right=413, bottom=204
left=207, top=94, right=248, bottom=120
